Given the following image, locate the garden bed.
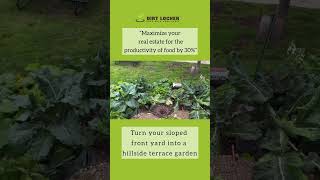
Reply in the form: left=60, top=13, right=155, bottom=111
left=111, top=77, right=210, bottom=120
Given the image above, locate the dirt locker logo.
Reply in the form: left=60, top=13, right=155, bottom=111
left=136, top=15, right=181, bottom=23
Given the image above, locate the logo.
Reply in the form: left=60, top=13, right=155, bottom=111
left=136, top=14, right=181, bottom=23
left=136, top=15, right=145, bottom=22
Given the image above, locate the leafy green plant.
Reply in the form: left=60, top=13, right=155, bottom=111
left=110, top=81, right=150, bottom=118
left=170, top=75, right=210, bottom=119
left=0, top=156, right=47, bottom=180
left=0, top=48, right=109, bottom=179
left=213, top=51, right=320, bottom=179
left=151, top=78, right=171, bottom=98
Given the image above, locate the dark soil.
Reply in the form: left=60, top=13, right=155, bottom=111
left=132, top=112, right=159, bottom=119
left=67, top=140, right=109, bottom=180
left=132, top=109, right=190, bottom=119
left=212, top=155, right=254, bottom=180
left=150, top=105, right=173, bottom=118
left=69, top=162, right=109, bottom=180
left=170, top=110, right=190, bottom=119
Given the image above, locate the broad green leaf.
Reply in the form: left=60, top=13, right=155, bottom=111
left=189, top=110, right=208, bottom=119
left=46, top=145, right=75, bottom=169
left=197, top=99, right=210, bottom=106
left=110, top=100, right=121, bottom=109
left=276, top=119, right=320, bottom=141
left=190, top=110, right=199, bottom=119
left=298, top=86, right=320, bottom=111
left=228, top=59, right=270, bottom=104
left=8, top=123, right=36, bottom=147
left=260, top=129, right=289, bottom=152
left=15, top=111, right=31, bottom=122
left=126, top=99, right=138, bottom=108
left=0, top=99, right=18, bottom=113
left=118, top=104, right=127, bottom=113
left=33, top=68, right=85, bottom=105
left=60, top=85, right=82, bottom=106
left=121, top=83, right=137, bottom=95
left=11, top=95, right=31, bottom=108
left=228, top=116, right=262, bottom=141
left=28, top=133, right=54, bottom=161
left=0, top=73, right=16, bottom=98
left=48, top=112, right=86, bottom=146
left=303, top=152, right=320, bottom=172
left=304, top=111, right=320, bottom=126
left=255, top=153, right=307, bottom=180
left=59, top=72, right=85, bottom=105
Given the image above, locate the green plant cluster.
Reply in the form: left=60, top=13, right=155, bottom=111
left=0, top=49, right=109, bottom=179
left=212, top=47, right=320, bottom=180
left=111, top=76, right=210, bottom=119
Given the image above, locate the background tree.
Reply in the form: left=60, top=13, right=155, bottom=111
left=190, top=61, right=202, bottom=75
left=273, top=0, right=291, bottom=41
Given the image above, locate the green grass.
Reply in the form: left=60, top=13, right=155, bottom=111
left=213, top=0, right=320, bottom=72
left=1, top=0, right=319, bottom=74
left=0, top=0, right=108, bottom=73
left=111, top=62, right=210, bottom=84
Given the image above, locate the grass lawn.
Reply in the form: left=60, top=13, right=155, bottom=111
left=1, top=0, right=319, bottom=74
left=0, top=0, right=108, bottom=73
left=213, top=0, right=320, bottom=72
left=110, top=62, right=210, bottom=84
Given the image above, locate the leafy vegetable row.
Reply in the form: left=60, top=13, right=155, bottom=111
left=111, top=76, right=210, bottom=119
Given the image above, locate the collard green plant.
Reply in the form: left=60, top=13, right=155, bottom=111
left=110, top=82, right=146, bottom=118
left=213, top=50, right=320, bottom=179
left=0, top=48, right=109, bottom=179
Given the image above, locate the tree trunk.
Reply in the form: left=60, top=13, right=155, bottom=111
left=195, top=61, right=201, bottom=74
left=190, top=61, right=201, bottom=75
left=272, top=0, right=291, bottom=41
left=278, top=0, right=291, bottom=18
